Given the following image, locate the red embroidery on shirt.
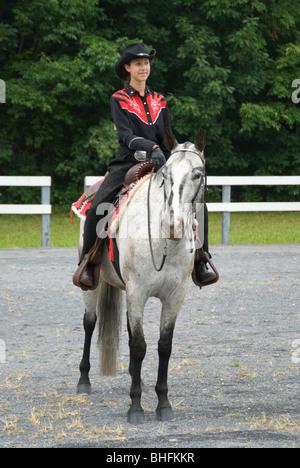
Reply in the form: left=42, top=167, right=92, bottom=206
left=147, top=92, right=167, bottom=123
left=113, top=91, right=148, bottom=124
left=113, top=90, right=166, bottom=125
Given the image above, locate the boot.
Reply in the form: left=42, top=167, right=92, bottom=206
left=194, top=260, right=217, bottom=284
left=192, top=248, right=219, bottom=288
left=79, top=264, right=94, bottom=288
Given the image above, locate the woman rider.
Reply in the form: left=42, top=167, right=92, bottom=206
left=77, top=42, right=216, bottom=288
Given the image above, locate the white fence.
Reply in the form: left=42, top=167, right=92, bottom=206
left=85, top=175, right=300, bottom=244
left=206, top=176, right=300, bottom=244
left=0, top=176, right=52, bottom=247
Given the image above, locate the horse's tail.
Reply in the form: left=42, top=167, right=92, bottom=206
left=97, top=280, right=123, bottom=376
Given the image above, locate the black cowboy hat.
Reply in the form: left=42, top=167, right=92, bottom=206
left=115, top=43, right=156, bottom=79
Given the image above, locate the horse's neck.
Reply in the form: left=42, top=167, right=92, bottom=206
left=117, top=174, right=163, bottom=241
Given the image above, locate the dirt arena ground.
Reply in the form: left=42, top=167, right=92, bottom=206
left=0, top=245, right=299, bottom=448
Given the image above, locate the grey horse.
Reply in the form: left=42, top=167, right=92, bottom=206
left=76, top=129, right=206, bottom=424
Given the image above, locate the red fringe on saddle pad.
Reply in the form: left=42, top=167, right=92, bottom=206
left=70, top=178, right=105, bottom=223
left=108, top=190, right=132, bottom=262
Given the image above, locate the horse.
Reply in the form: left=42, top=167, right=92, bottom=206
left=76, top=128, right=206, bottom=424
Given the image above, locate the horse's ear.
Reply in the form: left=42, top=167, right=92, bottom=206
left=164, top=128, right=178, bottom=151
left=195, top=129, right=206, bottom=153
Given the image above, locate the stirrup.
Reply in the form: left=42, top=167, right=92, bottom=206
left=192, top=248, right=219, bottom=288
left=73, top=238, right=104, bottom=291
left=73, top=254, right=97, bottom=291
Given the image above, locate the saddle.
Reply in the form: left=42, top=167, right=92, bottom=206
left=73, top=160, right=156, bottom=291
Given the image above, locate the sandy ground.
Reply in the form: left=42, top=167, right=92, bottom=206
left=0, top=245, right=299, bottom=448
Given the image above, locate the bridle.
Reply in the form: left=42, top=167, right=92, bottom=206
left=147, top=148, right=206, bottom=272
left=170, top=149, right=206, bottom=164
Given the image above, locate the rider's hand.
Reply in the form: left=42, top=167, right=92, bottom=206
left=150, top=146, right=166, bottom=169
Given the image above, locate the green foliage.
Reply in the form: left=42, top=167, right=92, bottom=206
left=0, top=0, right=127, bottom=207
left=0, top=0, right=300, bottom=207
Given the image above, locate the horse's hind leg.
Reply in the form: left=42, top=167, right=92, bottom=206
left=76, top=292, right=97, bottom=395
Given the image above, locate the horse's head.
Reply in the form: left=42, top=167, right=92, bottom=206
left=159, top=128, right=206, bottom=240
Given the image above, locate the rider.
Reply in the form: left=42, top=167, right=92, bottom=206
left=77, top=42, right=217, bottom=288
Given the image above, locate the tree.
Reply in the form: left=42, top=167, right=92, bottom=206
left=101, top=0, right=300, bottom=200
left=1, top=0, right=299, bottom=206
left=0, top=0, right=128, bottom=206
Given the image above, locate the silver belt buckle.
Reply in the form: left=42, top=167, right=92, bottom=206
left=134, top=150, right=147, bottom=161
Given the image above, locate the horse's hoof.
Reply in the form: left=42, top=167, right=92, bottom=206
left=156, top=406, right=175, bottom=422
left=76, top=383, right=92, bottom=395
left=127, top=409, right=145, bottom=425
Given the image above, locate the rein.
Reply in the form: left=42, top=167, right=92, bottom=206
left=147, top=149, right=205, bottom=272
left=147, top=167, right=168, bottom=272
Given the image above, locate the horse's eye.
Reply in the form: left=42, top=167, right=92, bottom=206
left=192, top=170, right=202, bottom=180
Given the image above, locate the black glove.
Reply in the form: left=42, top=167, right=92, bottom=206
left=150, top=146, right=166, bottom=169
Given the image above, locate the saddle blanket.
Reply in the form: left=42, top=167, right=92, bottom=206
left=70, top=178, right=105, bottom=222
left=71, top=174, right=151, bottom=262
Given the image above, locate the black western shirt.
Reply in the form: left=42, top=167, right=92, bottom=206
left=110, top=83, right=172, bottom=161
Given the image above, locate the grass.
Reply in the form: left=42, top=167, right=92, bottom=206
left=0, top=211, right=299, bottom=248
left=0, top=213, right=81, bottom=248
left=209, top=211, right=300, bottom=244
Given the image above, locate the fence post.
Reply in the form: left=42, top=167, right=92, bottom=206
left=41, top=186, right=50, bottom=247
left=222, top=185, right=231, bottom=245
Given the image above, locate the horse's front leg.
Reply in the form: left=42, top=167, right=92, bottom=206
left=127, top=299, right=147, bottom=424
left=155, top=326, right=175, bottom=422
left=155, top=285, right=188, bottom=422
